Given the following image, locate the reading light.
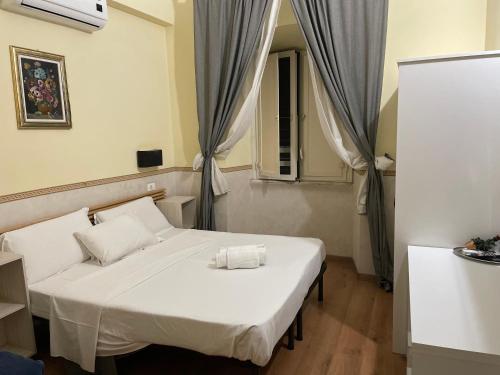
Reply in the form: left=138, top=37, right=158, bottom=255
left=137, top=149, right=163, bottom=168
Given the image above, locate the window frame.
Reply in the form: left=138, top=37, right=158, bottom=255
left=256, top=50, right=298, bottom=181
left=255, top=50, right=352, bottom=183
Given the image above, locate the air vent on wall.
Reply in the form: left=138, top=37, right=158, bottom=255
left=0, top=0, right=108, bottom=32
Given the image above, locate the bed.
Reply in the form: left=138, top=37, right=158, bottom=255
left=1, top=190, right=327, bottom=374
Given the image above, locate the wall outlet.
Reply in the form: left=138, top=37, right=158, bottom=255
left=147, top=182, right=156, bottom=191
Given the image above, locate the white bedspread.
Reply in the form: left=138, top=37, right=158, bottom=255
left=42, top=229, right=324, bottom=372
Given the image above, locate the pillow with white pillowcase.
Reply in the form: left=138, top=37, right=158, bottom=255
left=94, top=196, right=172, bottom=235
left=0, top=208, right=92, bottom=285
left=75, top=214, right=158, bottom=266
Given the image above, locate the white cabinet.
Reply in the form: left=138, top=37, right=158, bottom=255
left=394, top=51, right=500, bottom=353
left=0, top=253, right=36, bottom=357
left=408, top=246, right=500, bottom=374
left=157, top=196, right=196, bottom=229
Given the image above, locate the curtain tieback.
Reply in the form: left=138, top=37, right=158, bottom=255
left=192, top=152, right=230, bottom=196
left=356, top=155, right=393, bottom=214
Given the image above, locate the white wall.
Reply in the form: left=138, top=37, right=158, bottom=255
left=224, top=171, right=354, bottom=257
left=175, top=170, right=355, bottom=257
left=0, top=173, right=181, bottom=231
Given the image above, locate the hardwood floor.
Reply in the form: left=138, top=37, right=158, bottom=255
left=37, top=258, right=406, bottom=375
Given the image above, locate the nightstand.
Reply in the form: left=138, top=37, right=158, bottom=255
left=157, top=196, right=197, bottom=229
left=0, top=253, right=36, bottom=357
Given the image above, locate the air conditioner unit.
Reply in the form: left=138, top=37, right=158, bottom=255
left=0, top=0, right=108, bottom=32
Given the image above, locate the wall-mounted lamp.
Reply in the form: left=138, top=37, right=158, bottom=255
left=137, top=149, right=163, bottom=168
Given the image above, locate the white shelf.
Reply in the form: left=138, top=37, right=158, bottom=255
left=0, top=344, right=35, bottom=358
left=0, top=253, right=36, bottom=357
left=157, top=196, right=196, bottom=229
left=0, top=302, right=25, bottom=319
left=163, top=196, right=195, bottom=204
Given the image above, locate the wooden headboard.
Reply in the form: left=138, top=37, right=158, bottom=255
left=0, top=189, right=166, bottom=235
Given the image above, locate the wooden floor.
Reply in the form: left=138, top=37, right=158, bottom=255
left=37, top=258, right=406, bottom=375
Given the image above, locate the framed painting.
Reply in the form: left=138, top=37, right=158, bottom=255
left=10, top=46, right=71, bottom=129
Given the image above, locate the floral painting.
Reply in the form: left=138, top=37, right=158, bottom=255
left=10, top=46, right=71, bottom=129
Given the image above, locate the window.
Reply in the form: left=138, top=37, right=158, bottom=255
left=256, top=50, right=352, bottom=183
left=257, top=51, right=298, bottom=180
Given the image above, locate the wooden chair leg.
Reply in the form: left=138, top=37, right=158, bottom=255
left=296, top=308, right=303, bottom=341
left=287, top=320, right=295, bottom=350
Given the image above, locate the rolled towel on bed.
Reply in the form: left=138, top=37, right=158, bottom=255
left=215, top=244, right=266, bottom=269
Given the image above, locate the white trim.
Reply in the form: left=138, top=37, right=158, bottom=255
left=398, top=50, right=500, bottom=66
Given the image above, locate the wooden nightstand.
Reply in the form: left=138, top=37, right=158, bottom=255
left=0, top=253, right=36, bottom=357
left=157, top=196, right=197, bottom=229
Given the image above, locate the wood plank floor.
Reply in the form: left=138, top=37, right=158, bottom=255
left=37, top=258, right=406, bottom=375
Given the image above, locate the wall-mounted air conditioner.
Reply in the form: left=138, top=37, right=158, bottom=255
left=0, top=0, right=108, bottom=32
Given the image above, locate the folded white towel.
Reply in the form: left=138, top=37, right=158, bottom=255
left=215, top=244, right=266, bottom=269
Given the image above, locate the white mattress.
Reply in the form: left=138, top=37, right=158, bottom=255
left=29, top=227, right=181, bottom=320
left=29, top=228, right=325, bottom=371
left=30, top=261, right=99, bottom=319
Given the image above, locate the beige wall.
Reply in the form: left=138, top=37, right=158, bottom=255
left=274, top=0, right=488, bottom=161
left=168, top=0, right=254, bottom=169
left=167, top=0, right=198, bottom=168
left=0, top=1, right=174, bottom=196
left=0, top=0, right=492, bottom=195
left=486, top=0, right=500, bottom=50
left=379, top=0, right=487, bottom=159
left=109, top=0, right=174, bottom=25
left=168, top=0, right=489, bottom=169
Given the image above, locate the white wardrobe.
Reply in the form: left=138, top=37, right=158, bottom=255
left=394, top=51, right=500, bottom=374
left=394, top=51, right=500, bottom=364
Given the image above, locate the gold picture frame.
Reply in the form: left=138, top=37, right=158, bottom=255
left=10, top=46, right=72, bottom=129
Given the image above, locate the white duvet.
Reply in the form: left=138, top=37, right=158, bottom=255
left=43, top=229, right=325, bottom=372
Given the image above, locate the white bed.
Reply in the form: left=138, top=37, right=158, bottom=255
left=29, top=227, right=326, bottom=372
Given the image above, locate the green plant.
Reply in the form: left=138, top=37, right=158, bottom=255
left=470, top=235, right=500, bottom=251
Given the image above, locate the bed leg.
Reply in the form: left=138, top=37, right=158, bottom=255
left=287, top=320, right=295, bottom=350
left=62, top=356, right=117, bottom=375
left=63, top=359, right=88, bottom=375
left=296, top=307, right=303, bottom=341
left=251, top=364, right=262, bottom=375
left=96, top=356, right=118, bottom=375
left=318, top=273, right=324, bottom=302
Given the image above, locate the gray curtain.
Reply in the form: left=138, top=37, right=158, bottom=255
left=291, top=0, right=393, bottom=289
left=194, top=0, right=271, bottom=230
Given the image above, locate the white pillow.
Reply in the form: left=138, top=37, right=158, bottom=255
left=1, top=208, right=92, bottom=285
left=75, top=214, right=158, bottom=266
left=95, top=196, right=172, bottom=235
